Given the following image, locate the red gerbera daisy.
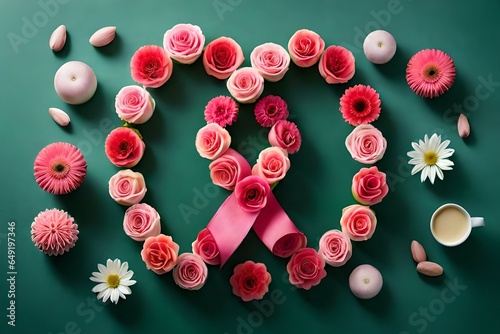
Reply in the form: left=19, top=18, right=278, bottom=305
left=31, top=208, right=79, bottom=256
left=34, top=142, right=87, bottom=195
left=406, top=49, right=456, bottom=98
left=204, top=96, right=238, bottom=127
left=130, top=45, right=173, bottom=88
left=339, top=85, right=381, bottom=126
left=254, top=95, right=289, bottom=127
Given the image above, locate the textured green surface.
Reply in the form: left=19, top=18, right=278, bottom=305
left=1, top=0, right=499, bottom=333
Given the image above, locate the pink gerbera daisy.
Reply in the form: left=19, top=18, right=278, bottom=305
left=204, top=96, right=238, bottom=127
left=34, top=142, right=87, bottom=195
left=406, top=49, right=456, bottom=98
left=31, top=208, right=79, bottom=256
left=339, top=85, right=381, bottom=126
left=254, top=95, right=289, bottom=127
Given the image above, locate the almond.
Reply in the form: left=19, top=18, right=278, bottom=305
left=417, top=261, right=443, bottom=277
left=48, top=107, right=70, bottom=126
left=49, top=25, right=66, bottom=51
left=457, top=113, right=470, bottom=138
left=410, top=240, right=427, bottom=263
left=89, top=26, right=116, bottom=47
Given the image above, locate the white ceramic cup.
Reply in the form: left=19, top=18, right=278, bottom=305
left=430, top=203, right=484, bottom=247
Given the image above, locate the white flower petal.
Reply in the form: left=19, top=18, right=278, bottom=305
left=407, top=150, right=422, bottom=159
left=408, top=158, right=424, bottom=165
left=412, top=142, right=425, bottom=154
left=118, top=285, right=132, bottom=295
left=92, top=283, right=108, bottom=293
left=121, top=271, right=134, bottom=281
left=119, top=262, right=129, bottom=277
left=420, top=166, right=429, bottom=182
left=436, top=139, right=450, bottom=154
left=436, top=167, right=444, bottom=180
left=121, top=279, right=137, bottom=286
left=110, top=289, right=120, bottom=304
left=411, top=163, right=426, bottom=175
left=102, top=289, right=111, bottom=303
left=97, top=264, right=109, bottom=277
left=91, top=272, right=106, bottom=282
left=429, top=166, right=437, bottom=184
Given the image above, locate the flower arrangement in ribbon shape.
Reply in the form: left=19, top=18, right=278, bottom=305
left=194, top=94, right=306, bottom=269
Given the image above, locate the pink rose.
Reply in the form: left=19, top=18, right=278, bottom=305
left=340, top=204, right=377, bottom=241
left=318, top=45, right=355, bottom=84
left=345, top=124, right=387, bottom=164
left=195, top=123, right=231, bottom=160
left=130, top=45, right=173, bottom=88
left=104, top=127, right=146, bottom=168
left=268, top=120, right=302, bottom=154
left=141, top=234, right=179, bottom=274
left=209, top=148, right=251, bottom=191
left=318, top=229, right=352, bottom=267
left=115, top=85, right=155, bottom=124
left=192, top=228, right=221, bottom=265
left=229, top=261, right=271, bottom=301
left=352, top=166, right=388, bottom=205
left=203, top=36, right=244, bottom=79
left=172, top=253, right=208, bottom=290
left=226, top=67, right=264, bottom=104
left=286, top=247, right=327, bottom=290
left=288, top=29, right=325, bottom=67
left=108, top=169, right=147, bottom=206
left=163, top=23, right=205, bottom=64
left=123, top=203, right=161, bottom=241
left=273, top=233, right=307, bottom=258
left=252, top=147, right=290, bottom=184
left=235, top=175, right=270, bottom=212
left=250, top=42, right=290, bottom=82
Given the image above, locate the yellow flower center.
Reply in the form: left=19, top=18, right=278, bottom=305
left=106, top=274, right=120, bottom=288
left=424, top=151, right=438, bottom=165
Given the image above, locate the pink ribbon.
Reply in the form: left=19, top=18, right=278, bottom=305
left=207, top=150, right=304, bottom=267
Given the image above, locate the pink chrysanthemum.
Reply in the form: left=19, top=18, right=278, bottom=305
left=254, top=95, right=289, bottom=127
left=130, top=45, right=173, bottom=88
left=31, top=208, right=79, bottom=256
left=339, top=85, right=381, bottom=126
left=34, top=142, right=87, bottom=195
left=204, top=96, right=238, bottom=127
left=406, top=49, right=456, bottom=98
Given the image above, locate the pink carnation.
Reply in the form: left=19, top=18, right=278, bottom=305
left=230, top=261, right=272, bottom=302
left=254, top=95, right=289, bottom=127
left=204, top=96, right=238, bottom=127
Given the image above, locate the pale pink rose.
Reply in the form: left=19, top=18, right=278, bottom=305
left=172, top=253, right=208, bottom=290
left=318, top=229, right=352, bottom=267
left=141, top=234, right=179, bottom=274
left=203, top=36, right=244, bottom=79
left=268, top=120, right=302, bottom=154
left=345, top=124, right=387, bottom=164
left=195, top=123, right=231, bottom=160
left=123, top=203, right=161, bottom=241
left=163, top=23, right=205, bottom=64
left=288, top=29, right=325, bottom=67
left=340, top=204, right=377, bottom=241
left=273, top=233, right=307, bottom=258
left=209, top=148, right=251, bottom=191
left=286, top=248, right=327, bottom=290
left=318, top=45, right=355, bottom=84
left=252, top=147, right=290, bottom=184
left=352, top=166, right=388, bottom=206
left=108, top=169, right=147, bottom=206
left=115, top=85, right=155, bottom=124
left=230, top=261, right=271, bottom=301
left=250, top=42, right=290, bottom=82
left=192, top=228, right=220, bottom=265
left=235, top=175, right=270, bottom=212
left=226, top=67, right=264, bottom=104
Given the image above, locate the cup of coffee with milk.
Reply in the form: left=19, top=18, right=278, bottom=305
left=430, top=203, right=484, bottom=246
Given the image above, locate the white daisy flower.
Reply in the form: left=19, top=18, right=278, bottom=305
left=90, top=259, right=137, bottom=304
left=407, top=133, right=454, bottom=184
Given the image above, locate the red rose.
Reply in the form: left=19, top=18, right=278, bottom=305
left=352, top=166, right=388, bottom=205
left=104, top=127, right=145, bottom=168
left=286, top=247, right=327, bottom=290
left=130, top=45, right=173, bottom=88
left=203, top=37, right=244, bottom=80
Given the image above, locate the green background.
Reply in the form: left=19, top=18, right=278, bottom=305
left=1, top=0, right=499, bottom=333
